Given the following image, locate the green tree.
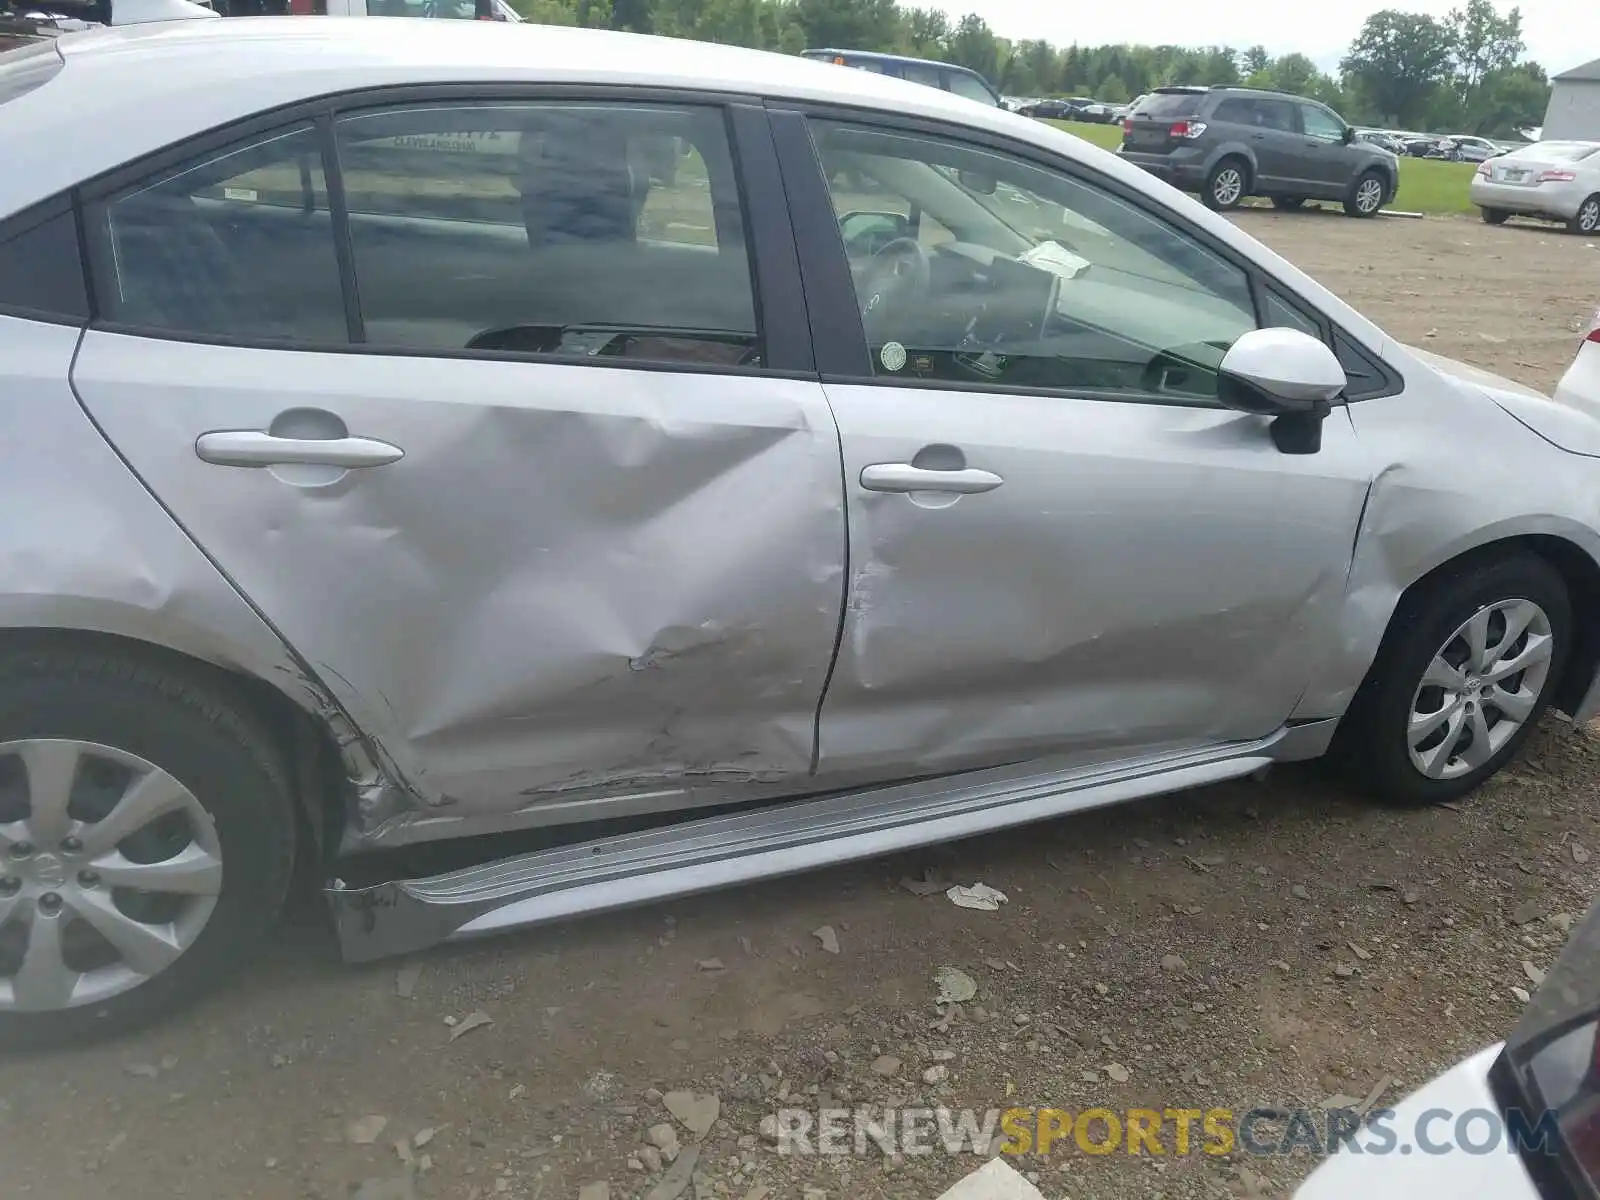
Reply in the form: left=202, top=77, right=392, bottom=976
left=1340, top=10, right=1457, bottom=126
left=1241, top=44, right=1270, bottom=75
left=1448, top=0, right=1524, bottom=97
left=945, top=13, right=1000, bottom=81
left=898, top=6, right=948, bottom=55
left=1096, top=73, right=1129, bottom=103
left=791, top=0, right=903, bottom=51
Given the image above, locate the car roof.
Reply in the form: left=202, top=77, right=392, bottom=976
left=2, top=17, right=1027, bottom=214
left=804, top=47, right=984, bottom=76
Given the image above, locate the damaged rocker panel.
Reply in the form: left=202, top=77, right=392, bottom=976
left=327, top=721, right=1335, bottom=962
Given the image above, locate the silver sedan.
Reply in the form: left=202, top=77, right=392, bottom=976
left=1470, top=139, right=1600, bottom=232
left=2, top=12, right=1600, bottom=1043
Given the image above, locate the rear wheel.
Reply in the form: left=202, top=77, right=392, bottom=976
left=1568, top=194, right=1600, bottom=235
left=1334, top=554, right=1570, bottom=806
left=1481, top=207, right=1510, bottom=225
left=1271, top=196, right=1306, bottom=211
left=1203, top=159, right=1248, bottom=211
left=0, top=645, right=295, bottom=1047
left=1344, top=170, right=1386, bottom=217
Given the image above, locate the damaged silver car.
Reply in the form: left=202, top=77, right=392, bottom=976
left=2, top=17, right=1600, bottom=1042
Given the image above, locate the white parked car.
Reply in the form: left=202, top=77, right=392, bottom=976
left=1556, top=305, right=1600, bottom=414
left=1296, top=895, right=1600, bottom=1200
left=1470, top=140, right=1600, bottom=233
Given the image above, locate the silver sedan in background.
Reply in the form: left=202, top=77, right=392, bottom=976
left=3, top=17, right=1600, bottom=1045
left=1471, top=140, right=1600, bottom=232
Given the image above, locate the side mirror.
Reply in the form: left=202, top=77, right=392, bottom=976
left=839, top=210, right=912, bottom=245
left=1217, top=328, right=1346, bottom=454
left=1341, top=126, right=1356, bottom=144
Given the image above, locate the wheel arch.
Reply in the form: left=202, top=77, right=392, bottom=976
left=1205, top=145, right=1257, bottom=189
left=0, top=623, right=351, bottom=860
left=1346, top=533, right=1600, bottom=723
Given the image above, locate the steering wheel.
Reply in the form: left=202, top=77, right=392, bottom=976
left=857, top=236, right=931, bottom=321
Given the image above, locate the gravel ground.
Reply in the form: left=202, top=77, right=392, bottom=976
left=3, top=212, right=1599, bottom=1200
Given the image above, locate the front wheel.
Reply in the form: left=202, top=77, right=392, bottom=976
left=0, top=644, right=296, bottom=1047
left=1334, top=554, right=1571, bottom=806
left=1568, top=194, right=1600, bottom=235
left=1344, top=170, right=1386, bottom=217
left=1203, top=159, right=1247, bottom=211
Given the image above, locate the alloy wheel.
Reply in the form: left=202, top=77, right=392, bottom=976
left=1580, top=198, right=1600, bottom=234
left=0, top=740, right=222, bottom=1011
left=1356, top=177, right=1384, bottom=214
left=1406, top=599, right=1554, bottom=781
left=1212, top=168, right=1243, bottom=207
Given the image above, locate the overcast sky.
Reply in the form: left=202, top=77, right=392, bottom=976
left=935, top=0, right=1597, bottom=79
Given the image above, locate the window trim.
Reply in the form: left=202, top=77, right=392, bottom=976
left=769, top=99, right=1400, bottom=405
left=0, top=193, right=90, bottom=325
left=74, top=83, right=817, bottom=380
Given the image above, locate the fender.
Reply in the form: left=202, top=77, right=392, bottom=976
left=0, top=316, right=427, bottom=832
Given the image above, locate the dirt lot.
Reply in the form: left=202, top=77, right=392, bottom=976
left=4, top=213, right=1600, bottom=1200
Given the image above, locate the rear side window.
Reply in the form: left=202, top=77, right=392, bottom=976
left=901, top=62, right=943, bottom=88
left=1212, top=98, right=1253, bottom=123
left=945, top=72, right=997, bottom=105
left=88, top=124, right=348, bottom=343
left=1137, top=92, right=1204, bottom=120
left=333, top=100, right=763, bottom=367
left=0, top=39, right=60, bottom=106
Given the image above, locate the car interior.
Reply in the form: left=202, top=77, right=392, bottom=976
left=814, top=123, right=1257, bottom=399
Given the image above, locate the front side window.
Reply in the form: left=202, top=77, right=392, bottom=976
left=1299, top=104, right=1345, bottom=142
left=810, top=119, right=1257, bottom=403
left=333, top=101, right=761, bottom=367
left=91, top=125, right=346, bottom=343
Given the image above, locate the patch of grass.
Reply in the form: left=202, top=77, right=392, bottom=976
left=1390, top=157, right=1478, bottom=215
left=1042, top=119, right=1480, bottom=215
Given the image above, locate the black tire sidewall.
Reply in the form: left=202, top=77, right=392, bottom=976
left=0, top=652, right=295, bottom=1047
left=1343, top=555, right=1571, bottom=806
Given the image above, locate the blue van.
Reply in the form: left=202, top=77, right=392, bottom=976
left=801, top=48, right=1003, bottom=107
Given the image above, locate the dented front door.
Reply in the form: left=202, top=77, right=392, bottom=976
left=72, top=337, right=847, bottom=823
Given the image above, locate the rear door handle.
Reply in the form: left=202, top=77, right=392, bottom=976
left=859, top=463, right=1004, bottom=495
left=196, top=431, right=404, bottom=469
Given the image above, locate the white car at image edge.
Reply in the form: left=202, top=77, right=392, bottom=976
left=1556, top=305, right=1600, bottom=414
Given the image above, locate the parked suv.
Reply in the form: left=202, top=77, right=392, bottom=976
left=1120, top=85, right=1399, bottom=217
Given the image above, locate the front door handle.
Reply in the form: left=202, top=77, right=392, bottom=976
left=196, top=431, right=405, bottom=469
left=859, top=463, right=1004, bottom=495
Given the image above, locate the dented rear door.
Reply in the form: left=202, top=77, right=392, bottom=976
left=69, top=96, right=846, bottom=831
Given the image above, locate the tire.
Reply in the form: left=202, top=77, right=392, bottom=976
left=1344, top=170, right=1386, bottom=218
left=0, top=643, right=295, bottom=1047
left=1568, top=194, right=1600, bottom=235
left=1481, top=207, right=1510, bottom=225
left=1334, top=553, right=1571, bottom=807
left=1203, top=159, right=1248, bottom=211
left=1271, top=196, right=1306, bottom=211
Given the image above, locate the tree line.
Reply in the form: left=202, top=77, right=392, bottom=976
left=510, top=0, right=1549, bottom=137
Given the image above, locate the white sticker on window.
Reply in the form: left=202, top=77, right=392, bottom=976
left=223, top=187, right=259, bottom=202
left=880, top=341, right=908, bottom=372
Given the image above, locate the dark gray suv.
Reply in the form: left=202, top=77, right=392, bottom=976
left=1119, top=86, right=1399, bottom=217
